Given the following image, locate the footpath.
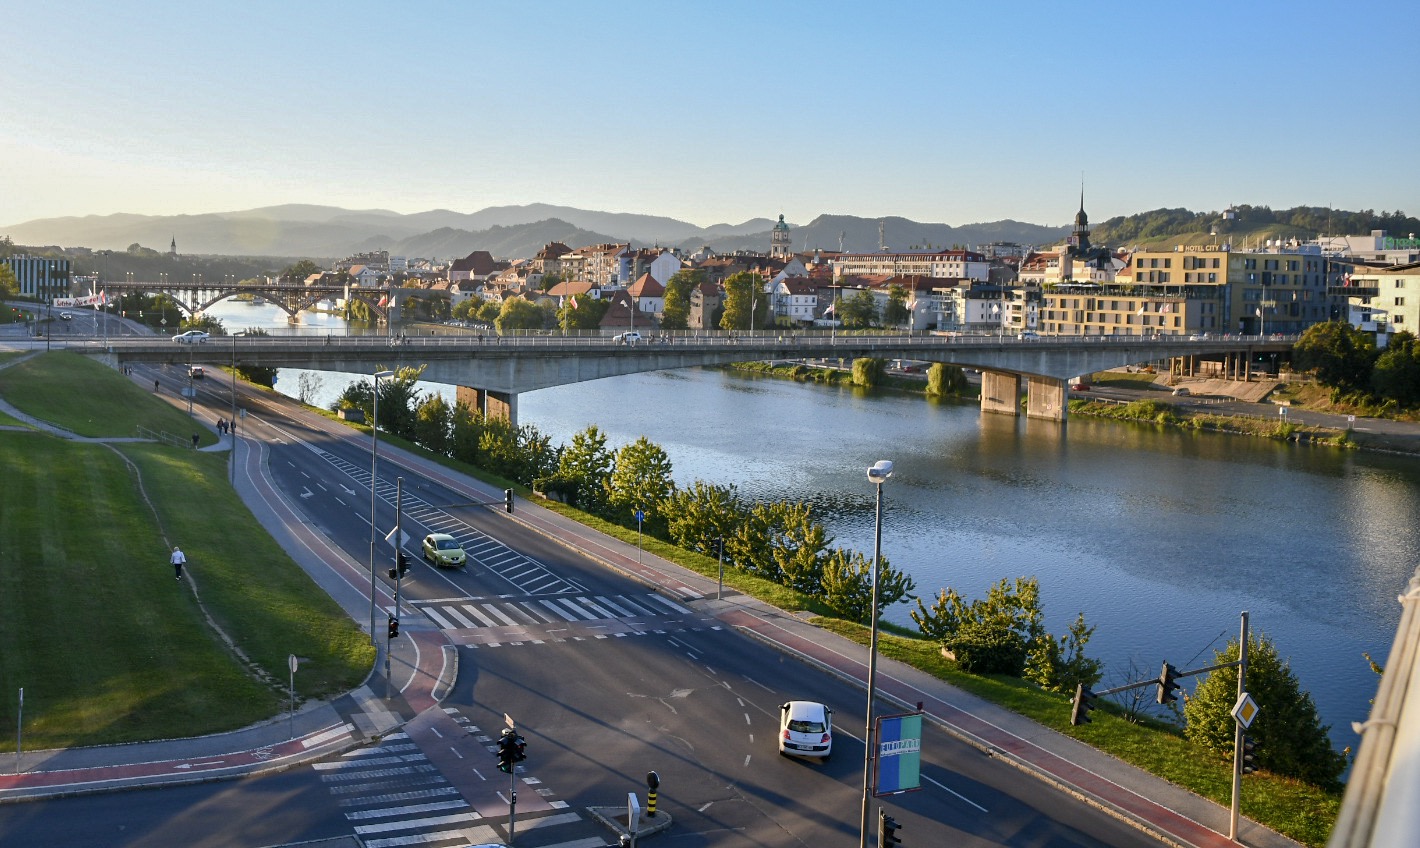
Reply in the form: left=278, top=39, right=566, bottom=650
left=0, top=341, right=1307, bottom=848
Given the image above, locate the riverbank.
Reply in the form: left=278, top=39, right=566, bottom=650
left=728, top=359, right=1420, bottom=457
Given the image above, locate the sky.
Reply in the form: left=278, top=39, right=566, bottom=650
left=4, top=0, right=1417, bottom=230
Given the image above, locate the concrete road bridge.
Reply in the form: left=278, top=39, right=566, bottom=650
left=99, top=280, right=404, bottom=322
left=80, top=331, right=1295, bottom=425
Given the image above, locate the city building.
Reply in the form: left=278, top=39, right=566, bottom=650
left=1333, top=261, right=1420, bottom=344
left=832, top=248, right=989, bottom=282
left=5, top=254, right=72, bottom=300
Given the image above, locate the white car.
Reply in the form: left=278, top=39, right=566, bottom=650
left=614, top=331, right=642, bottom=345
left=173, top=330, right=210, bottom=344
left=779, top=700, right=832, bottom=760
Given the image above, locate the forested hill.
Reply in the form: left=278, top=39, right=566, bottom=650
left=1091, top=205, right=1420, bottom=248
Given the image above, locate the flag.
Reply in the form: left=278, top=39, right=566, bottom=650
left=377, top=294, right=389, bottom=307
left=1254, top=308, right=1261, bottom=317
left=1343, top=273, right=1352, bottom=287
left=1137, top=306, right=1146, bottom=315
left=569, top=295, right=579, bottom=310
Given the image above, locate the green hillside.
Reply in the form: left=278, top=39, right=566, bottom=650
left=1091, top=205, right=1420, bottom=250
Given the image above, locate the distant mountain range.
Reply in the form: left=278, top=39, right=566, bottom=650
left=2, top=204, right=1072, bottom=261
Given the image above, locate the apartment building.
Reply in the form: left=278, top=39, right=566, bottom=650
left=1336, top=261, right=1420, bottom=343
left=832, top=249, right=989, bottom=282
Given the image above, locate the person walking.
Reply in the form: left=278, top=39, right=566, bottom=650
left=171, top=545, right=187, bottom=580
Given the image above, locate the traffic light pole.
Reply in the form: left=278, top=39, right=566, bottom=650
left=385, top=478, right=403, bottom=700
left=1229, top=611, right=1251, bottom=841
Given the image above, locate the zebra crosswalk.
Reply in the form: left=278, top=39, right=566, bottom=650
left=415, top=592, right=693, bottom=632
left=314, top=726, right=607, bottom=847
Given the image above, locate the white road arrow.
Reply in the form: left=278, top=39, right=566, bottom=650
left=300, top=488, right=314, bottom=499
left=173, top=759, right=226, bottom=770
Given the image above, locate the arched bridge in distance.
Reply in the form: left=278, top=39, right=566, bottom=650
left=85, top=332, right=1296, bottom=425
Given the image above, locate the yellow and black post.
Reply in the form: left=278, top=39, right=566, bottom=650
left=646, top=771, right=660, bottom=817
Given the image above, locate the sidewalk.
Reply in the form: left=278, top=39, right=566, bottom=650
left=0, top=354, right=1301, bottom=848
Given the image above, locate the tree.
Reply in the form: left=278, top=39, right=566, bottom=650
left=840, top=288, right=878, bottom=329
left=557, top=426, right=615, bottom=514
left=495, top=297, right=546, bottom=332
left=852, top=357, right=885, bottom=388
left=451, top=298, right=483, bottom=321
left=0, top=264, right=19, bottom=300
left=281, top=260, right=322, bottom=283
left=771, top=502, right=831, bottom=595
left=662, top=480, right=742, bottom=556
left=1372, top=331, right=1420, bottom=407
left=1292, top=320, right=1377, bottom=393
left=559, top=296, right=610, bottom=331
left=926, top=363, right=968, bottom=396
left=1024, top=613, right=1103, bottom=694
left=607, top=437, right=675, bottom=531
left=718, top=272, right=769, bottom=331
left=883, top=284, right=910, bottom=328
left=819, top=548, right=916, bottom=624
left=413, top=393, right=453, bottom=457
left=1183, top=632, right=1346, bottom=789
left=912, top=577, right=1075, bottom=678
left=660, top=269, right=702, bottom=330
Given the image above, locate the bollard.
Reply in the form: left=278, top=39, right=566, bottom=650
left=646, top=770, right=660, bottom=817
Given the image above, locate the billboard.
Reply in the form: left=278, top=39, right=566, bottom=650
left=874, top=712, right=922, bottom=795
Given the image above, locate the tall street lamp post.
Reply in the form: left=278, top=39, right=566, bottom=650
left=368, top=369, right=395, bottom=646
left=859, top=459, right=893, bottom=848
left=229, top=331, right=248, bottom=484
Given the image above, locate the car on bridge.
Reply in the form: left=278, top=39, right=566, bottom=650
left=173, top=330, right=210, bottom=344
left=188, top=365, right=205, bottom=379
left=614, top=331, right=642, bottom=345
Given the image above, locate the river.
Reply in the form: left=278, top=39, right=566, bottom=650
left=208, top=302, right=1419, bottom=751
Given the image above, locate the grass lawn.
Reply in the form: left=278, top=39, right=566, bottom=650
left=0, top=351, right=221, bottom=444
left=0, top=354, right=373, bottom=749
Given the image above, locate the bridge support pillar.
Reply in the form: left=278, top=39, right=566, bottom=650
left=456, top=385, right=519, bottom=427
left=980, top=370, right=1021, bottom=416
left=1025, top=376, right=1067, bottom=422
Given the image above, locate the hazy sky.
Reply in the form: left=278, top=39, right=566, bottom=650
left=4, top=0, right=1416, bottom=229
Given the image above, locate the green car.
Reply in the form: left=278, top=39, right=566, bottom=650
left=421, top=533, right=467, bottom=568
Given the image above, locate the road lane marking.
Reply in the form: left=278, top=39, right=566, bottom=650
left=923, top=773, right=987, bottom=812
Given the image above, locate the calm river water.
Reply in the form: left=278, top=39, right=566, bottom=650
left=212, top=303, right=1420, bottom=751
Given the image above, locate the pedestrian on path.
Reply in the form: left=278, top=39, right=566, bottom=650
left=171, top=545, right=186, bottom=580
left=154, top=378, right=160, bottom=392
left=191, top=432, right=199, bottom=449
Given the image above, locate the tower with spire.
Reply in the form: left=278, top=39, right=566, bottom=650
left=169, top=236, right=177, bottom=257
left=1069, top=186, right=1091, bottom=253
left=770, top=214, right=791, bottom=259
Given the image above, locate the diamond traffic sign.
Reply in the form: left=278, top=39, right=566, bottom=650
left=1232, top=692, right=1260, bottom=728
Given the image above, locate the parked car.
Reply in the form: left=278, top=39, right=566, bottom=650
left=421, top=533, right=467, bottom=568
left=779, top=700, right=832, bottom=760
left=1018, top=331, right=1039, bottom=340
left=1172, top=387, right=1191, bottom=396
left=188, top=366, right=205, bottom=379
left=173, top=330, right=210, bottom=344
left=614, top=331, right=642, bottom=345
left=1070, top=383, right=1088, bottom=391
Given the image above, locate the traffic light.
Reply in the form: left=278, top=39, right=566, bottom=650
left=387, top=614, right=399, bottom=639
left=1070, top=683, right=1096, bottom=726
left=496, top=730, right=518, bottom=773
left=878, top=808, right=902, bottom=848
left=397, top=552, right=410, bottom=577
left=1157, top=662, right=1180, bottom=705
left=504, top=488, right=514, bottom=514
left=1241, top=734, right=1257, bottom=774
left=513, top=732, right=526, bottom=763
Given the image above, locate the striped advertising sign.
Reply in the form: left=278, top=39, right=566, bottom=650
left=874, top=713, right=923, bottom=795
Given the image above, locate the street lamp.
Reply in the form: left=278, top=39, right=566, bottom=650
left=859, top=459, right=893, bottom=848
left=229, top=331, right=248, bottom=484
left=368, top=369, right=395, bottom=646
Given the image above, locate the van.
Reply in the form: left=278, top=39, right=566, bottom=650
left=614, top=331, right=642, bottom=345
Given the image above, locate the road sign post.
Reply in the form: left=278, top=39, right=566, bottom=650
left=288, top=655, right=298, bottom=739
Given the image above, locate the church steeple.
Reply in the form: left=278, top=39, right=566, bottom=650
left=169, top=235, right=177, bottom=257
left=1070, top=183, right=1091, bottom=253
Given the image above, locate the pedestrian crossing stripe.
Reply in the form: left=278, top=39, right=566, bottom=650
left=415, top=592, right=694, bottom=631
left=464, top=624, right=724, bottom=648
